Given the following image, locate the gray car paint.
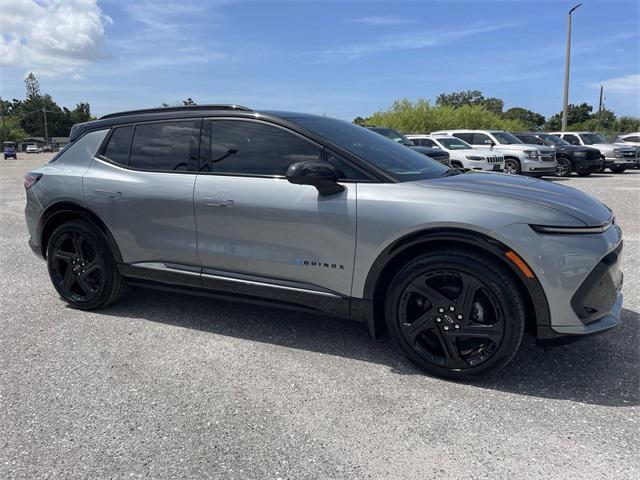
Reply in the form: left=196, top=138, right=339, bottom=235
left=24, top=116, right=622, bottom=338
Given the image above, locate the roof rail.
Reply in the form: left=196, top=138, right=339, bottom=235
left=99, top=104, right=252, bottom=119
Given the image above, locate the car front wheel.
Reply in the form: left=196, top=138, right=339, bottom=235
left=503, top=159, right=520, bottom=175
left=46, top=220, right=127, bottom=310
left=555, top=157, right=572, bottom=177
left=385, top=249, right=526, bottom=379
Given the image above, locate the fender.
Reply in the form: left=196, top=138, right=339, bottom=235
left=355, top=227, right=551, bottom=339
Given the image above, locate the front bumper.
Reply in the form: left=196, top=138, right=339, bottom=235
left=521, top=159, right=557, bottom=175
left=491, top=222, right=623, bottom=339
left=605, top=156, right=638, bottom=167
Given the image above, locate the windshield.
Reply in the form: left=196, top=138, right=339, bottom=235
left=538, top=134, right=569, bottom=146
left=492, top=132, right=523, bottom=145
left=286, top=116, right=449, bottom=181
left=580, top=133, right=605, bottom=145
left=369, top=127, right=413, bottom=145
left=438, top=137, right=472, bottom=150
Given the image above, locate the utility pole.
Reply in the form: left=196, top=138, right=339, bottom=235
left=596, top=84, right=604, bottom=133
left=42, top=107, right=49, bottom=147
left=562, top=3, right=582, bottom=131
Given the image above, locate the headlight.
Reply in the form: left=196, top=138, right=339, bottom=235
left=530, top=217, right=613, bottom=234
left=524, top=150, right=538, bottom=159
left=465, top=155, right=484, bottom=161
left=613, top=148, right=622, bottom=157
left=573, top=151, right=586, bottom=157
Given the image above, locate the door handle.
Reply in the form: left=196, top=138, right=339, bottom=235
left=203, top=198, right=235, bottom=207
left=94, top=189, right=122, bottom=198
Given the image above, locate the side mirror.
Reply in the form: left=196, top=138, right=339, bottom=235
left=286, top=161, right=345, bottom=196
left=484, top=139, right=495, bottom=146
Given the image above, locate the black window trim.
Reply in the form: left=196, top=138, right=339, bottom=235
left=97, top=117, right=203, bottom=175
left=198, top=116, right=377, bottom=183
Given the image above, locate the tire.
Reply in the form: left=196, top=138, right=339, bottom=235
left=46, top=220, right=127, bottom=310
left=555, top=157, right=572, bottom=177
left=384, top=249, right=525, bottom=379
left=577, top=171, right=592, bottom=177
left=609, top=166, right=626, bottom=173
left=503, top=158, right=520, bottom=175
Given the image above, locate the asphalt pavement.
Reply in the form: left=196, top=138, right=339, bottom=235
left=1, top=153, right=638, bottom=479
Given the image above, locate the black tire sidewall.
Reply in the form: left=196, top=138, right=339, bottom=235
left=46, top=220, right=119, bottom=310
left=384, top=251, right=525, bottom=379
left=556, top=157, right=572, bottom=176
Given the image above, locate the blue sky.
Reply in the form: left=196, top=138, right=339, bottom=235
left=1, top=0, right=638, bottom=120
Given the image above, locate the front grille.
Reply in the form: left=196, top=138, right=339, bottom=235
left=622, top=151, right=636, bottom=157
left=539, top=152, right=556, bottom=161
left=485, top=156, right=503, bottom=164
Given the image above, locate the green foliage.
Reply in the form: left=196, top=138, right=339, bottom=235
left=545, top=102, right=640, bottom=134
left=436, top=90, right=504, bottom=115
left=352, top=116, right=367, bottom=126
left=617, top=116, right=640, bottom=133
left=365, top=98, right=526, bottom=133
left=503, top=107, right=545, bottom=130
left=0, top=116, right=28, bottom=143
left=0, top=73, right=93, bottom=138
left=545, top=103, right=594, bottom=130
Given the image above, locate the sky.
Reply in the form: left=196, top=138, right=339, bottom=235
left=1, top=0, right=639, bottom=121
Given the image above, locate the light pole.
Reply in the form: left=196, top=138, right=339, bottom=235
left=562, top=3, right=582, bottom=131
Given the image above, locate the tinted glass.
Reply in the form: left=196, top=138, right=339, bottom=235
left=438, top=138, right=471, bottom=150
left=283, top=115, right=448, bottom=181
left=453, top=133, right=475, bottom=143
left=208, top=120, right=320, bottom=176
left=104, top=126, right=133, bottom=165
left=130, top=121, right=197, bottom=171
left=472, top=133, right=492, bottom=145
left=491, top=132, right=522, bottom=144
left=563, top=134, right=580, bottom=145
left=580, top=133, right=605, bottom=145
left=420, top=138, right=437, bottom=147
left=538, top=133, right=568, bottom=145
left=623, top=136, right=640, bottom=142
left=326, top=151, right=369, bottom=180
left=517, top=134, right=543, bottom=145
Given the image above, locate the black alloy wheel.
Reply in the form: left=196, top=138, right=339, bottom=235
left=47, top=220, right=127, bottom=309
left=385, top=250, right=525, bottom=379
left=555, top=157, right=572, bottom=177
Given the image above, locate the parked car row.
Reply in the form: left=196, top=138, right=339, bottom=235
left=366, top=126, right=640, bottom=177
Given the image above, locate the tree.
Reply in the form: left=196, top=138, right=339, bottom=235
left=502, top=107, right=545, bottom=130
left=436, top=90, right=504, bottom=115
left=617, top=116, right=640, bottom=133
left=545, top=103, right=593, bottom=130
left=0, top=116, right=28, bottom=143
left=353, top=116, right=367, bottom=125
left=182, top=98, right=196, bottom=105
left=24, top=73, right=41, bottom=99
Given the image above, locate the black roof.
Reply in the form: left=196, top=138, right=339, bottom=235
left=99, top=104, right=252, bottom=119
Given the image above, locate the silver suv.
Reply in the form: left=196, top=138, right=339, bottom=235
left=24, top=105, right=624, bottom=379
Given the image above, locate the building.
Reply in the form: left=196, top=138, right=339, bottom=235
left=18, top=136, right=69, bottom=152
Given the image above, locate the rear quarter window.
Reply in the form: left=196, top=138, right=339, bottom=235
left=103, top=126, right=134, bottom=166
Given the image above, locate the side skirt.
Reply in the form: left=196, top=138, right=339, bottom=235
left=119, top=263, right=354, bottom=320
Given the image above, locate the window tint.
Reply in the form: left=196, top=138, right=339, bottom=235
left=623, top=136, right=640, bottom=142
left=129, top=121, right=198, bottom=171
left=104, top=126, right=133, bottom=165
left=472, top=133, right=492, bottom=145
left=419, top=138, right=437, bottom=147
left=563, top=134, right=580, bottom=145
left=207, top=120, right=320, bottom=176
left=453, top=133, right=475, bottom=144
left=326, top=151, right=369, bottom=181
left=519, top=134, right=543, bottom=145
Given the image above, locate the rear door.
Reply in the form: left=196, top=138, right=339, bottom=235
left=83, top=119, right=201, bottom=270
left=193, top=118, right=358, bottom=302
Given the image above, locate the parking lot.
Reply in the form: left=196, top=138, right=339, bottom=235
left=1, top=152, right=638, bottom=479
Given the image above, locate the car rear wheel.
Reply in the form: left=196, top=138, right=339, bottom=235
left=577, top=171, right=592, bottom=177
left=555, top=157, right=572, bottom=177
left=503, top=159, right=520, bottom=175
left=609, top=166, right=626, bottom=173
left=385, top=249, right=525, bottom=379
left=47, top=220, right=127, bottom=310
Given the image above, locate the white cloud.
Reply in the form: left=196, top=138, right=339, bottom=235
left=0, top=0, right=110, bottom=77
left=314, top=23, right=520, bottom=63
left=350, top=16, right=417, bottom=26
left=593, top=73, right=640, bottom=93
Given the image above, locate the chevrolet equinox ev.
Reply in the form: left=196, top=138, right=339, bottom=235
left=24, top=105, right=624, bottom=378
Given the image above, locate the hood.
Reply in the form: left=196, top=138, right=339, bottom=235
left=554, top=144, right=599, bottom=154
left=416, top=172, right=611, bottom=226
left=593, top=143, right=636, bottom=152
left=493, top=143, right=554, bottom=153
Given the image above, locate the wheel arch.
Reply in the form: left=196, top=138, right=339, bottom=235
left=359, top=227, right=550, bottom=340
left=39, top=201, right=123, bottom=263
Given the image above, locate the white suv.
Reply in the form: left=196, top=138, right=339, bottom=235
left=25, top=143, right=41, bottom=154
left=432, top=129, right=557, bottom=176
left=406, top=134, right=504, bottom=172
left=550, top=131, right=639, bottom=173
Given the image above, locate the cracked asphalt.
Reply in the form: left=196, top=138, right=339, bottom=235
left=1, top=153, right=638, bottom=479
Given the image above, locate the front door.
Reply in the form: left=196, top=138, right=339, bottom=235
left=193, top=118, right=357, bottom=304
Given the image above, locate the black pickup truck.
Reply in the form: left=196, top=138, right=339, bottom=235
left=513, top=132, right=603, bottom=177
left=365, top=126, right=451, bottom=167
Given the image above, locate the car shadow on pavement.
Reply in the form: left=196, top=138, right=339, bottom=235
left=99, top=288, right=639, bottom=407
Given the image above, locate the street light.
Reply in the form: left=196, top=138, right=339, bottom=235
left=561, top=3, right=582, bottom=131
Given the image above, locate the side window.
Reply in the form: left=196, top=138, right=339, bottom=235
left=473, top=133, right=492, bottom=145
left=453, top=133, right=474, bottom=144
left=207, top=120, right=320, bottom=176
left=521, top=135, right=542, bottom=144
left=563, top=134, right=580, bottom=145
left=103, top=126, right=133, bottom=166
left=420, top=138, right=437, bottom=147
left=624, top=136, right=640, bottom=142
left=129, top=120, right=199, bottom=171
left=326, top=151, right=370, bottom=181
